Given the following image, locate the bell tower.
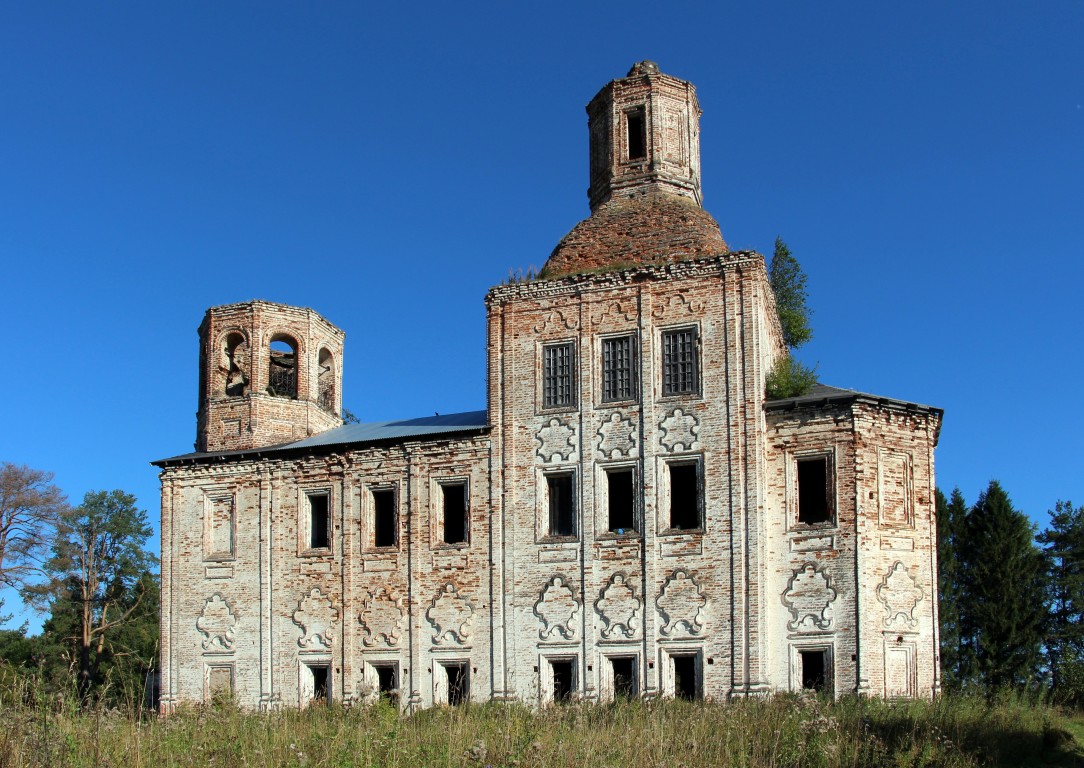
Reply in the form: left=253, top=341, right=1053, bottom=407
left=195, top=300, right=345, bottom=452
left=587, top=60, right=703, bottom=211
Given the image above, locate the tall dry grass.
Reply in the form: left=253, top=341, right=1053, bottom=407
left=0, top=665, right=1080, bottom=768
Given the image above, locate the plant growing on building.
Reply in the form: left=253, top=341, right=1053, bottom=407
left=766, top=238, right=817, bottom=399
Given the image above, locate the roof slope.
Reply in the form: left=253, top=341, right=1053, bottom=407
left=154, top=409, right=488, bottom=465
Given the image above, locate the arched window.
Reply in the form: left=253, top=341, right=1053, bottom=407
left=268, top=335, right=298, bottom=398
left=317, top=347, right=335, bottom=412
left=223, top=332, right=249, bottom=397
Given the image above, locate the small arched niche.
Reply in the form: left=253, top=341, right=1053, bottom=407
left=317, top=347, right=336, bottom=412
left=267, top=334, right=298, bottom=398
left=223, top=332, right=249, bottom=397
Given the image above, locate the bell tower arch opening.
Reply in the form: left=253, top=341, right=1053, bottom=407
left=268, top=335, right=298, bottom=399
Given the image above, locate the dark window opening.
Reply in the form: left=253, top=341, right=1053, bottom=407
left=268, top=337, right=298, bottom=398
left=224, top=333, right=249, bottom=397
left=800, top=650, right=827, bottom=692
left=442, top=483, right=468, bottom=544
left=626, top=110, right=646, bottom=161
left=602, top=335, right=636, bottom=402
left=317, top=347, right=335, bottom=412
left=446, top=663, right=469, bottom=706
left=375, top=665, right=398, bottom=703
left=310, top=664, right=330, bottom=704
left=308, top=493, right=330, bottom=549
left=543, top=343, right=575, bottom=409
left=547, top=474, right=576, bottom=537
left=797, top=457, right=831, bottom=524
left=611, top=657, right=637, bottom=699
left=669, top=462, right=701, bottom=530
left=673, top=655, right=698, bottom=701
left=662, top=328, right=699, bottom=395
left=551, top=659, right=574, bottom=702
left=373, top=489, right=397, bottom=548
left=607, top=469, right=636, bottom=533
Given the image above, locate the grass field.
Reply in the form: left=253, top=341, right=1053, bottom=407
left=1, top=690, right=1082, bottom=767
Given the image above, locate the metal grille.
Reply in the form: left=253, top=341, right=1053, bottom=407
left=662, top=328, right=698, bottom=395
left=543, top=343, right=575, bottom=408
left=602, top=335, right=635, bottom=402
left=269, top=361, right=297, bottom=398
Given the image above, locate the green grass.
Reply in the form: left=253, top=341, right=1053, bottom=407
left=1, top=692, right=1082, bottom=767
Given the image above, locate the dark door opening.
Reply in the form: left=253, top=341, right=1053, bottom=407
left=800, top=650, right=827, bottom=692
left=551, top=659, right=574, bottom=702
left=611, top=657, right=637, bottom=699
left=673, top=655, right=698, bottom=701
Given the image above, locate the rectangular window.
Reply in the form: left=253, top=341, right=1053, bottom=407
left=543, top=342, right=575, bottom=409
left=373, top=488, right=397, bottom=548
left=662, top=327, right=699, bottom=395
left=442, top=482, right=468, bottom=544
left=308, top=492, right=330, bottom=550
left=374, top=664, right=398, bottom=704
left=550, top=659, right=575, bottom=702
left=602, top=335, right=636, bottom=402
left=626, top=110, right=646, bottom=161
left=797, top=456, right=832, bottom=524
left=668, top=461, right=702, bottom=530
left=308, top=663, right=331, bottom=705
left=800, top=649, right=828, bottom=692
left=547, top=473, right=576, bottom=537
left=610, top=656, right=638, bottom=699
left=445, top=662, right=469, bottom=706
left=606, top=468, right=636, bottom=533
left=672, top=655, right=699, bottom=701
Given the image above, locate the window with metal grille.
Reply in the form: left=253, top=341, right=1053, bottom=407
left=662, top=327, right=699, bottom=395
left=543, top=342, right=575, bottom=409
left=602, top=335, right=636, bottom=402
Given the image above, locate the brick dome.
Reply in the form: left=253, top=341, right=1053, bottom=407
left=541, top=193, right=728, bottom=278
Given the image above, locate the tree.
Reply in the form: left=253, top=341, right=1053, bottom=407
left=956, top=481, right=1046, bottom=690
left=26, top=490, right=157, bottom=702
left=936, top=487, right=968, bottom=691
left=769, top=237, right=813, bottom=348
left=1038, top=500, right=1084, bottom=702
left=0, top=463, right=68, bottom=591
left=766, top=238, right=818, bottom=399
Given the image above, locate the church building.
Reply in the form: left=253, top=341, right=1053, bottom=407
left=154, top=62, right=943, bottom=710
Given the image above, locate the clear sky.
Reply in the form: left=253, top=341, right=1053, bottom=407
left=1, top=1, right=1081, bottom=623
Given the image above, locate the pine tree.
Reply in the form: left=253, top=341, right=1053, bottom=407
left=956, top=481, right=1046, bottom=690
left=1038, top=500, right=1084, bottom=703
left=936, top=487, right=968, bottom=691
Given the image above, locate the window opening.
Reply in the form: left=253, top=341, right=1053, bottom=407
left=446, top=663, right=469, bottom=706
left=268, top=336, right=298, bottom=398
left=317, top=347, right=335, bottom=412
left=309, top=664, right=331, bottom=704
left=662, top=328, right=699, bottom=395
left=547, top=474, right=576, bottom=537
left=800, top=650, right=827, bottom=692
left=669, top=462, right=701, bottom=530
left=373, top=488, right=397, bottom=548
left=626, top=110, right=646, bottom=161
left=607, top=468, right=636, bottom=533
left=223, top=333, right=249, bottom=397
left=308, top=493, right=330, bottom=549
left=442, top=483, right=468, bottom=544
left=797, top=457, right=831, bottom=524
left=374, top=664, right=398, bottom=703
left=543, top=343, right=575, bottom=409
left=550, top=659, right=575, bottom=702
left=673, top=655, right=698, bottom=701
left=611, top=656, right=637, bottom=699
left=602, top=335, right=636, bottom=402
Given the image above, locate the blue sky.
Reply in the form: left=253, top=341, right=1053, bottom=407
left=1, top=1, right=1081, bottom=625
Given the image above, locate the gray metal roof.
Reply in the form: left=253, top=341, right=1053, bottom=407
left=153, top=409, right=489, bottom=466
left=766, top=383, right=941, bottom=415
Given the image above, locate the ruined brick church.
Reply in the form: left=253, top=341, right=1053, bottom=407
left=154, top=62, right=942, bottom=710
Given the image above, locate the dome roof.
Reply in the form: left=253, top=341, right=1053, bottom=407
left=541, top=193, right=728, bottom=279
